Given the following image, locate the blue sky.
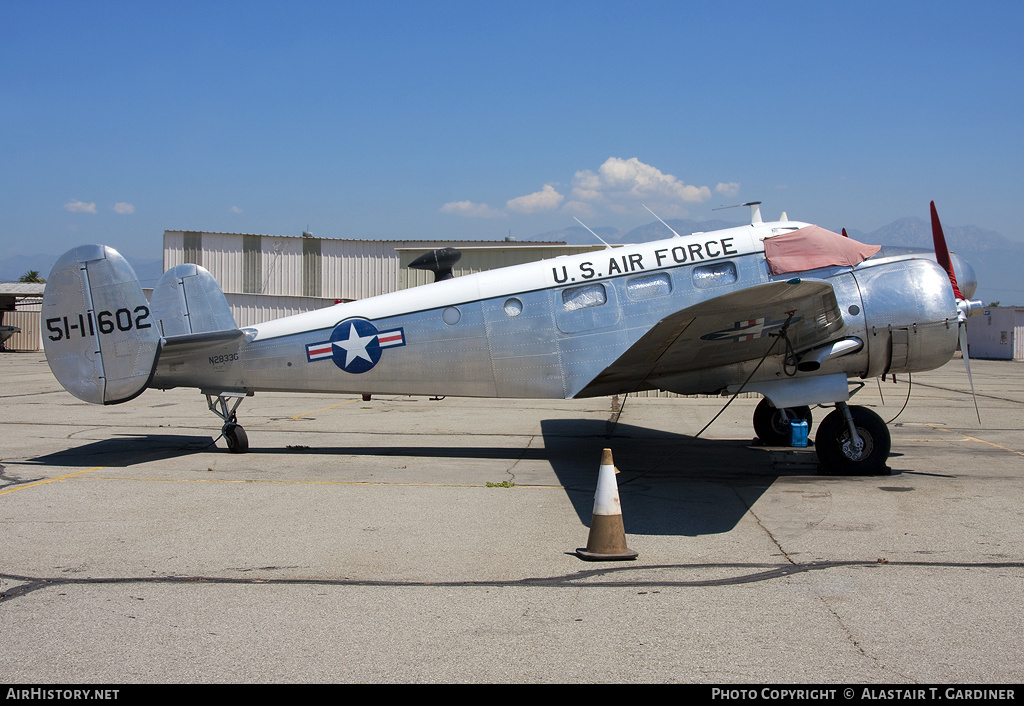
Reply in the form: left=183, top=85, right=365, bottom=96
left=3, top=1, right=1022, bottom=262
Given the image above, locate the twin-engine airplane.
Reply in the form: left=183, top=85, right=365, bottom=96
left=41, top=202, right=980, bottom=474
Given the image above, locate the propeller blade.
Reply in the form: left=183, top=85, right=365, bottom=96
left=958, top=323, right=981, bottom=424
left=930, top=201, right=964, bottom=299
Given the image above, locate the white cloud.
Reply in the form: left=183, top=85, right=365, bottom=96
left=440, top=200, right=504, bottom=218
left=571, top=157, right=712, bottom=206
left=63, top=199, right=97, bottom=214
left=229, top=206, right=243, bottom=214
left=505, top=184, right=564, bottom=214
left=442, top=157, right=718, bottom=222
left=715, top=182, right=740, bottom=198
left=113, top=202, right=135, bottom=215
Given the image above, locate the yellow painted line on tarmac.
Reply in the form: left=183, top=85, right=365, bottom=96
left=55, top=476, right=566, bottom=489
left=0, top=466, right=108, bottom=496
left=930, top=426, right=1024, bottom=457
left=290, top=398, right=362, bottom=419
left=2, top=469, right=564, bottom=493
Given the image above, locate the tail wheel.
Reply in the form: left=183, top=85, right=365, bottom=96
left=753, top=398, right=812, bottom=446
left=815, top=406, right=890, bottom=475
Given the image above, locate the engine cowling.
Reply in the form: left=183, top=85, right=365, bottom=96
left=854, top=257, right=960, bottom=375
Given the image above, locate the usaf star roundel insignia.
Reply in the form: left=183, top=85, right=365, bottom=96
left=700, top=315, right=802, bottom=343
left=305, top=319, right=406, bottom=374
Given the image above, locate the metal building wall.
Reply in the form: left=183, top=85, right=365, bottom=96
left=967, top=307, right=1024, bottom=360
left=165, top=231, right=403, bottom=300
left=225, top=293, right=338, bottom=329
left=164, top=231, right=588, bottom=301
left=165, top=231, right=246, bottom=293
left=3, top=304, right=42, bottom=351
left=396, top=244, right=608, bottom=289
left=320, top=239, right=401, bottom=301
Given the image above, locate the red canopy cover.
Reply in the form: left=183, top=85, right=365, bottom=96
left=764, top=225, right=881, bottom=275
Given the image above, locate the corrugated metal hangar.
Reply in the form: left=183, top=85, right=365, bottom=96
left=163, top=230, right=605, bottom=328
left=0, top=283, right=45, bottom=352
left=967, top=307, right=1024, bottom=360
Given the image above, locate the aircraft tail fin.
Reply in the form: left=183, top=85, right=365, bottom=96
left=42, top=245, right=161, bottom=405
left=149, top=263, right=238, bottom=338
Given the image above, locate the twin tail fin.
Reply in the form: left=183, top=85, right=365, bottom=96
left=42, top=245, right=238, bottom=405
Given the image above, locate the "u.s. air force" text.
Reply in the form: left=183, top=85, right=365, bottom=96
left=551, top=237, right=738, bottom=284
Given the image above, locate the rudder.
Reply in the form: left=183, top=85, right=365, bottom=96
left=42, top=245, right=160, bottom=404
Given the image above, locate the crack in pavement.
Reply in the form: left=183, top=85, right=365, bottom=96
left=2, top=560, right=1022, bottom=604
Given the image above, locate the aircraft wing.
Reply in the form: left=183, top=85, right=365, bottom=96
left=575, top=279, right=844, bottom=397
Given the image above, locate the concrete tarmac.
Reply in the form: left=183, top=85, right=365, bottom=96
left=1, top=353, right=1022, bottom=683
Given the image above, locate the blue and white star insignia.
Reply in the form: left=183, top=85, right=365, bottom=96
left=700, top=315, right=800, bottom=343
left=305, top=319, right=405, bottom=374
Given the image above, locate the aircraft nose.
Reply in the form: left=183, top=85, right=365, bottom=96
left=951, top=253, right=978, bottom=300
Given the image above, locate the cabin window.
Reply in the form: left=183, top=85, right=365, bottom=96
left=561, top=283, right=607, bottom=311
left=626, top=272, right=672, bottom=301
left=503, top=298, right=523, bottom=317
left=442, top=306, right=462, bottom=325
left=556, top=282, right=619, bottom=333
left=692, top=261, right=737, bottom=289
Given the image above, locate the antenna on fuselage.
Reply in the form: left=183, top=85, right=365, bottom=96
left=714, top=201, right=763, bottom=226
left=573, top=217, right=612, bottom=249
left=643, top=204, right=683, bottom=238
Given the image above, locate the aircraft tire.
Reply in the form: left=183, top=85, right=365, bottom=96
left=752, top=399, right=812, bottom=446
left=815, top=406, right=890, bottom=475
left=224, top=424, right=249, bottom=454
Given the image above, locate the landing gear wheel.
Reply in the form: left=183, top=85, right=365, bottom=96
left=752, top=398, right=812, bottom=446
left=815, top=406, right=890, bottom=475
left=223, top=423, right=249, bottom=454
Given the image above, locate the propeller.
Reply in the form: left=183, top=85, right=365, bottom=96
left=930, top=201, right=983, bottom=423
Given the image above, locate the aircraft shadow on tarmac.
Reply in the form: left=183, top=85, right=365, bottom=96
left=25, top=434, right=221, bottom=467
left=25, top=418, right=826, bottom=537
left=539, top=418, right=795, bottom=537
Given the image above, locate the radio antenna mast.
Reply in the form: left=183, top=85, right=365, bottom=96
left=713, top=201, right=763, bottom=226
left=573, top=217, right=612, bottom=249
left=643, top=204, right=683, bottom=238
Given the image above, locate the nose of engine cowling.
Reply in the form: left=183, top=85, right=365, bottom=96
left=950, top=253, right=977, bottom=300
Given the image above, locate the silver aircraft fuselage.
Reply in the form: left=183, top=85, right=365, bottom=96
left=149, top=219, right=964, bottom=403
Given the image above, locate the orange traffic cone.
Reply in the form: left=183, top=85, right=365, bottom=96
left=576, top=448, right=638, bottom=561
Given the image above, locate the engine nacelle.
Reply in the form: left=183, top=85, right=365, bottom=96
left=854, top=257, right=959, bottom=376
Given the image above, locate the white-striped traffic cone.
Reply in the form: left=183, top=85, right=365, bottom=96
left=576, top=448, right=638, bottom=561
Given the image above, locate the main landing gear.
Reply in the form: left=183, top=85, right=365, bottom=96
left=752, top=398, right=812, bottom=447
left=206, top=391, right=251, bottom=453
left=752, top=398, right=891, bottom=474
left=815, top=402, right=890, bottom=475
